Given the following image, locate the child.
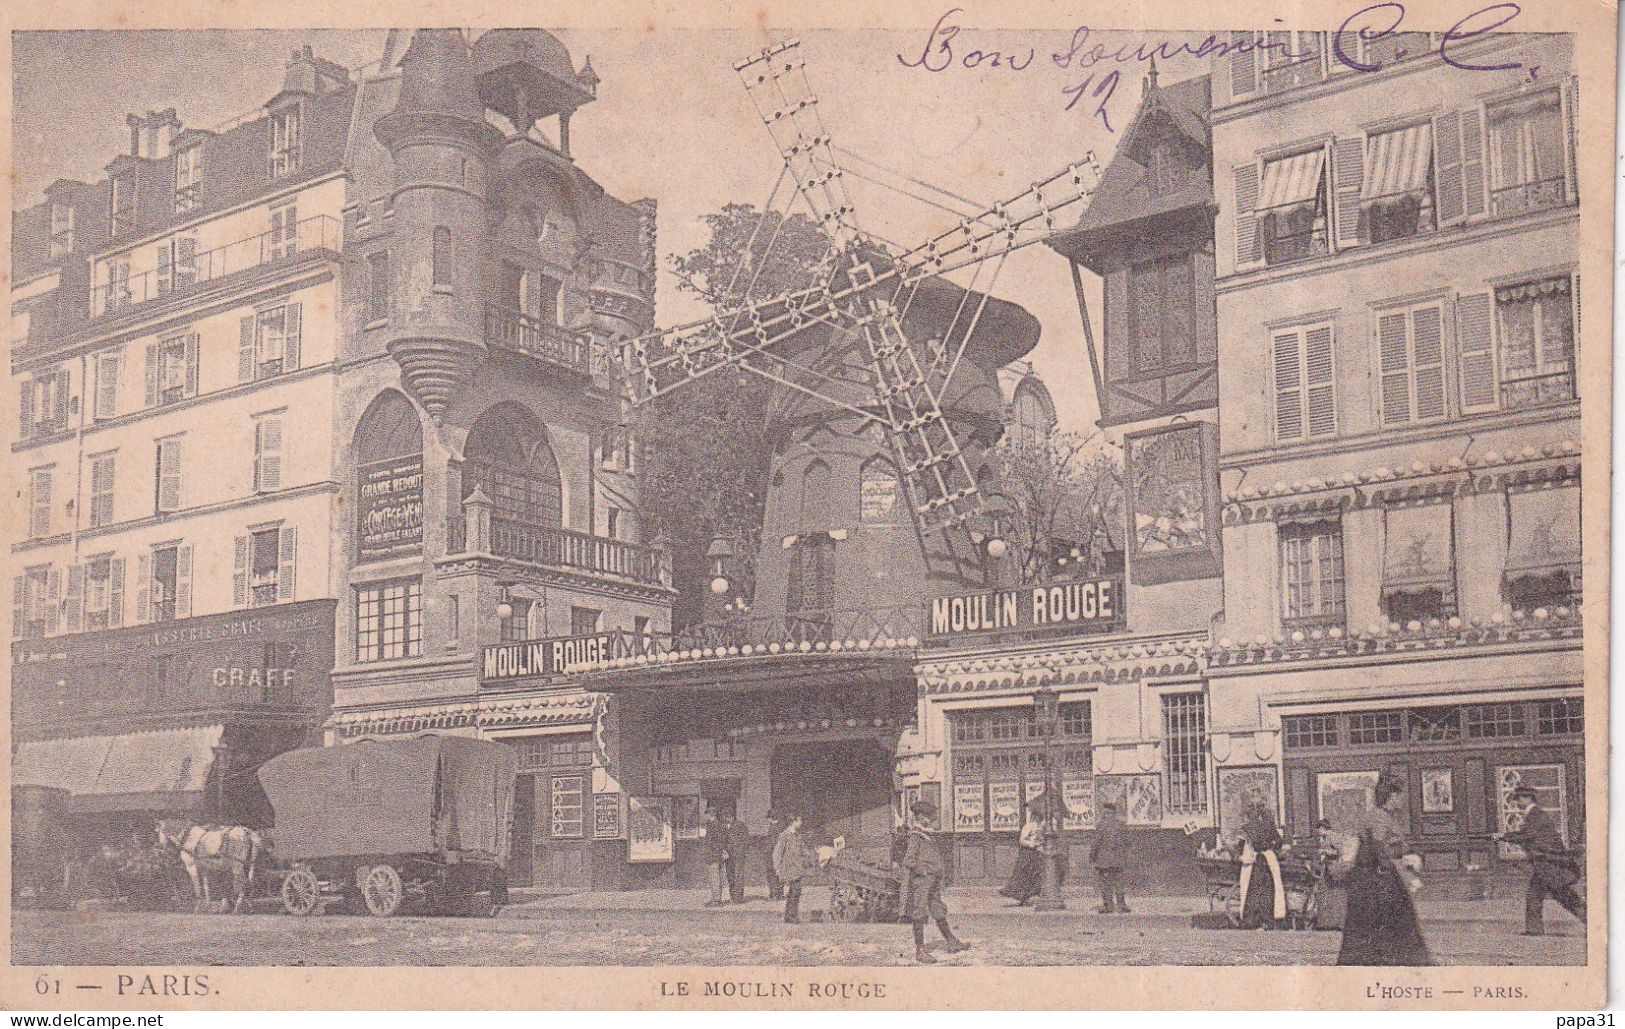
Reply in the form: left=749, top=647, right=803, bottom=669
left=901, top=800, right=968, bottom=963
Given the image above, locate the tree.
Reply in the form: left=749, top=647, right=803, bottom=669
left=635, top=204, right=831, bottom=628
left=983, top=432, right=1124, bottom=586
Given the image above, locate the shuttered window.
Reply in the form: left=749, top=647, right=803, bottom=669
left=1433, top=108, right=1487, bottom=226
left=155, top=437, right=184, bottom=513
left=242, top=302, right=303, bottom=381
left=1377, top=303, right=1447, bottom=426
left=28, top=468, right=53, bottom=539
left=1455, top=292, right=1497, bottom=413
left=235, top=526, right=298, bottom=609
left=1271, top=322, right=1336, bottom=442
left=268, top=203, right=299, bottom=261
left=95, top=351, right=120, bottom=420
left=89, top=454, right=116, bottom=528
left=254, top=415, right=284, bottom=492
left=1233, top=162, right=1260, bottom=269
left=148, top=333, right=198, bottom=407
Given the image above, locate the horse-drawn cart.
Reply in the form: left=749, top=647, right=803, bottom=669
left=257, top=736, right=518, bottom=918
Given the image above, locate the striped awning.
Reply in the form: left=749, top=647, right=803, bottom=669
left=12, top=725, right=222, bottom=813
left=1362, top=123, right=1434, bottom=203
left=1257, top=149, right=1326, bottom=212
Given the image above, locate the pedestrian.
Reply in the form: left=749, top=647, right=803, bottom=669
left=1336, top=772, right=1433, bottom=965
left=1090, top=800, right=1130, bottom=913
left=772, top=813, right=810, bottom=923
left=1238, top=802, right=1285, bottom=929
left=1308, top=819, right=1348, bottom=931
left=1496, top=786, right=1585, bottom=936
left=764, top=810, right=787, bottom=901
left=724, top=810, right=750, bottom=903
left=702, top=809, right=727, bottom=907
left=999, top=800, right=1045, bottom=906
left=900, top=800, right=968, bottom=963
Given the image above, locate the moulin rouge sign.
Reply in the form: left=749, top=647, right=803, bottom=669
left=927, top=576, right=1125, bottom=641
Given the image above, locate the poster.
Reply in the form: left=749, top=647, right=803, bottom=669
left=859, top=465, right=899, bottom=522
left=356, top=455, right=424, bottom=562
left=1317, top=770, right=1380, bottom=833
left=1126, top=773, right=1163, bottom=825
left=627, top=795, right=674, bottom=863
left=988, top=782, right=1021, bottom=831
left=1496, top=764, right=1568, bottom=860
left=550, top=774, right=584, bottom=838
left=1217, top=766, right=1279, bottom=843
left=592, top=792, right=623, bottom=839
left=1422, top=768, right=1455, bottom=814
left=1123, top=422, right=1221, bottom=585
left=1062, top=777, right=1096, bottom=830
left=671, top=795, right=707, bottom=840
left=953, top=782, right=984, bottom=832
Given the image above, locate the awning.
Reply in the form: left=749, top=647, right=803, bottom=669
left=1506, top=486, right=1581, bottom=575
left=1362, top=123, right=1433, bottom=203
left=1257, top=149, right=1326, bottom=212
left=1383, top=503, right=1454, bottom=587
left=12, top=725, right=222, bottom=814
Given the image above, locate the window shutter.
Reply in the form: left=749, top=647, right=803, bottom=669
left=54, top=372, right=69, bottom=431
left=175, top=545, right=193, bottom=619
left=145, top=343, right=160, bottom=406
left=12, top=576, right=25, bottom=638
left=278, top=526, right=298, bottom=602
left=18, top=379, right=32, bottom=439
left=253, top=421, right=263, bottom=493
left=136, top=553, right=151, bottom=623
left=158, top=439, right=182, bottom=512
left=1378, top=311, right=1413, bottom=425
left=239, top=316, right=256, bottom=381
left=1434, top=111, right=1465, bottom=226
left=1304, top=325, right=1336, bottom=437
left=184, top=333, right=199, bottom=396
left=1460, top=108, right=1486, bottom=219
left=284, top=302, right=302, bottom=370
left=1272, top=329, right=1304, bottom=440
left=233, top=535, right=249, bottom=607
left=1411, top=306, right=1446, bottom=421
left=157, top=243, right=172, bottom=294
left=30, top=470, right=51, bottom=538
left=1230, top=32, right=1257, bottom=98
left=65, top=564, right=85, bottom=633
left=256, top=418, right=283, bottom=491
left=44, top=568, right=61, bottom=635
left=1234, top=163, right=1260, bottom=268
left=93, top=457, right=115, bottom=527
left=1564, top=76, right=1578, bottom=203
left=109, top=558, right=126, bottom=628
left=1455, top=292, right=1497, bottom=413
left=97, top=354, right=119, bottom=419
left=1332, top=136, right=1364, bottom=249
left=177, top=236, right=197, bottom=282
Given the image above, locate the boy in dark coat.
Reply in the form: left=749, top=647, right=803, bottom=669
left=1497, top=786, right=1585, bottom=935
left=901, top=800, right=968, bottom=963
left=772, top=814, right=810, bottom=922
left=1090, top=801, right=1130, bottom=913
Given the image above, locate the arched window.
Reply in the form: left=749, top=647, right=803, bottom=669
left=432, top=226, right=452, bottom=286
left=1013, top=389, right=1049, bottom=450
left=800, top=459, right=830, bottom=531
left=859, top=458, right=901, bottom=524
left=354, top=391, right=425, bottom=562
left=464, top=402, right=562, bottom=529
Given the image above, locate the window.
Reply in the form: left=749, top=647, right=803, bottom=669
left=501, top=598, right=534, bottom=642
left=156, top=236, right=198, bottom=295
left=94, top=351, right=120, bottom=420
left=1280, top=520, right=1345, bottom=624
left=1348, top=710, right=1405, bottom=745
left=250, top=528, right=280, bottom=607
left=1258, top=148, right=1329, bottom=265
left=104, top=258, right=133, bottom=312
left=147, top=544, right=182, bottom=623
left=1360, top=123, right=1436, bottom=244
left=49, top=202, right=75, bottom=256
left=1535, top=698, right=1583, bottom=736
left=1486, top=90, right=1566, bottom=217
left=109, top=172, right=134, bottom=236
left=1282, top=713, right=1338, bottom=749
left=367, top=251, right=390, bottom=322
left=606, top=507, right=621, bottom=540
left=1382, top=502, right=1455, bottom=622
left=268, top=204, right=299, bottom=262
left=89, top=454, right=115, bottom=528
left=20, top=369, right=69, bottom=439
left=1128, top=254, right=1198, bottom=374
left=28, top=468, right=53, bottom=539
left=147, top=333, right=197, bottom=407
left=1359, top=30, right=1433, bottom=68
left=240, top=303, right=303, bottom=381
left=1377, top=303, right=1447, bottom=426
left=1146, top=141, right=1185, bottom=197
left=81, top=556, right=119, bottom=632
left=1408, top=706, right=1461, bottom=743
left=356, top=579, right=422, bottom=661
left=787, top=535, right=836, bottom=621
left=570, top=606, right=601, bottom=636
left=174, top=145, right=203, bottom=212
left=1261, top=31, right=1325, bottom=93
left=155, top=437, right=184, bottom=513
left=549, top=775, right=586, bottom=838
left=235, top=526, right=296, bottom=608
left=1464, top=702, right=1526, bottom=739
left=14, top=566, right=57, bottom=639
left=1271, top=322, right=1336, bottom=441
left=463, top=405, right=563, bottom=529
left=1504, top=484, right=1581, bottom=611
left=270, top=106, right=302, bottom=177
left=432, top=227, right=453, bottom=286
left=1496, top=277, right=1575, bottom=408
left=253, top=415, right=284, bottom=492
left=1162, top=692, right=1208, bottom=814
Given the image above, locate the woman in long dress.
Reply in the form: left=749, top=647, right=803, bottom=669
left=1238, top=804, right=1285, bottom=929
left=1000, top=802, right=1045, bottom=905
left=1337, top=773, right=1434, bottom=965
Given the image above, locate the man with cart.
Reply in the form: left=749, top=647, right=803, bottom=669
left=1496, top=785, right=1585, bottom=936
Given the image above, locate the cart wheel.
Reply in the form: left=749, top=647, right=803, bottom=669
left=281, top=869, right=320, bottom=916
left=468, top=892, right=500, bottom=918
left=362, top=863, right=403, bottom=917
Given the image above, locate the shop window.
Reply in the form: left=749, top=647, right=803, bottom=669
left=1257, top=147, right=1329, bottom=265
left=1348, top=710, right=1405, bottom=745
left=1282, top=713, right=1338, bottom=750
left=1496, top=277, right=1575, bottom=408
left=1279, top=520, right=1345, bottom=625
left=1408, top=706, right=1461, bottom=743
left=356, top=578, right=423, bottom=662
left=1162, top=692, right=1208, bottom=815
left=1535, top=698, right=1583, bottom=736
left=1464, top=702, right=1526, bottom=739
left=1486, top=90, right=1566, bottom=218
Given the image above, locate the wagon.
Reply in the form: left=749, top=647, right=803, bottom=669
left=256, top=736, right=518, bottom=918
left=1196, top=853, right=1317, bottom=929
left=827, top=853, right=905, bottom=923
left=11, top=785, right=72, bottom=909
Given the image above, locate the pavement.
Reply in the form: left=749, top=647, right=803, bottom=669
left=12, top=886, right=1586, bottom=968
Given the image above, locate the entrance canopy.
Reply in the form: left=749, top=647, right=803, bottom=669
left=12, top=725, right=223, bottom=814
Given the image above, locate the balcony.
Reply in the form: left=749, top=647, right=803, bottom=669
left=484, top=303, right=595, bottom=375
left=449, top=494, right=669, bottom=588
left=1490, top=176, right=1568, bottom=219
left=92, top=215, right=341, bottom=319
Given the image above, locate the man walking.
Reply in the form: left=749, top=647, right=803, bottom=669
left=1090, top=800, right=1130, bottom=913
left=772, top=813, right=810, bottom=923
left=900, top=800, right=969, bottom=963
left=723, top=810, right=750, bottom=903
left=702, top=809, right=727, bottom=907
left=1497, top=786, right=1585, bottom=936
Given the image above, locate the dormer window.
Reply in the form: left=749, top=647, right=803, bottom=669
left=174, top=145, right=203, bottom=212
left=109, top=172, right=135, bottom=237
left=1147, top=141, right=1184, bottom=197
left=49, top=202, right=75, bottom=256
left=270, top=106, right=302, bottom=178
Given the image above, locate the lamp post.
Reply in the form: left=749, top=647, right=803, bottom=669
left=1032, top=682, right=1066, bottom=910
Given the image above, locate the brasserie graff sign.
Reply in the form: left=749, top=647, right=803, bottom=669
left=928, top=577, right=1125, bottom=639
left=482, top=633, right=614, bottom=682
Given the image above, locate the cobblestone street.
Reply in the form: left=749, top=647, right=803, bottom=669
left=13, top=888, right=1585, bottom=968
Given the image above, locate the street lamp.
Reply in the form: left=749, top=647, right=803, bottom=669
left=1032, top=682, right=1066, bottom=911
left=495, top=583, right=515, bottom=622
left=706, top=534, right=737, bottom=596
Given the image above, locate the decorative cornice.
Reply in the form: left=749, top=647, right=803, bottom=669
left=432, top=551, right=676, bottom=602
left=1209, top=606, right=1582, bottom=669
left=329, top=690, right=597, bottom=738
left=918, top=636, right=1208, bottom=695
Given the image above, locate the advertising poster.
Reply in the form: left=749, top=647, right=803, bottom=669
left=1062, top=777, right=1096, bottom=830
left=356, top=455, right=424, bottom=562
left=1217, top=766, right=1279, bottom=843
left=988, top=782, right=1021, bottom=832
left=627, top=795, right=674, bottom=863
left=1124, top=422, right=1221, bottom=585
left=592, top=792, right=623, bottom=839
left=953, top=782, right=984, bottom=833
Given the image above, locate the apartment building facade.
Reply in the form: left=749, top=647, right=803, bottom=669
left=1208, top=29, right=1584, bottom=873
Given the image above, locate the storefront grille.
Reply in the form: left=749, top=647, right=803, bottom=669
left=1536, top=698, right=1583, bottom=735
left=1282, top=713, right=1338, bottom=749
left=1162, top=692, right=1208, bottom=815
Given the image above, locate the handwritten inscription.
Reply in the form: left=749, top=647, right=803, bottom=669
left=898, top=3, right=1535, bottom=130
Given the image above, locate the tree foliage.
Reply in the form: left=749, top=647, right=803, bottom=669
left=984, top=433, right=1124, bottom=585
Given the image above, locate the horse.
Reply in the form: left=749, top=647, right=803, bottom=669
left=156, top=820, right=263, bottom=913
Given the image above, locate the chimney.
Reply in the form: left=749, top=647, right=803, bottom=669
left=127, top=108, right=182, bottom=159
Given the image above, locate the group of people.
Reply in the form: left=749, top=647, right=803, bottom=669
left=998, top=797, right=1131, bottom=914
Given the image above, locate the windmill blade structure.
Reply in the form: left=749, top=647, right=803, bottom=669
left=616, top=39, right=1102, bottom=533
